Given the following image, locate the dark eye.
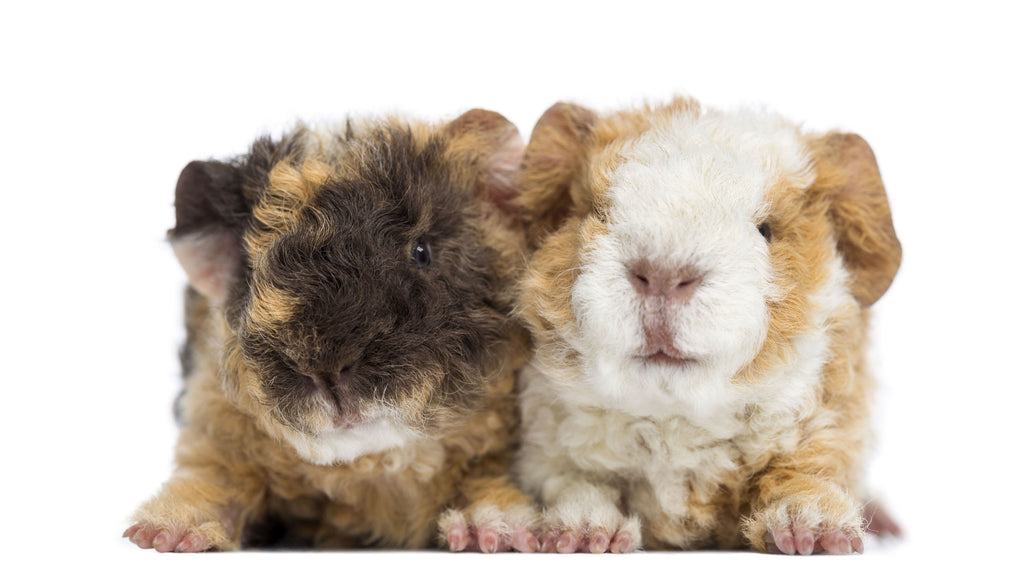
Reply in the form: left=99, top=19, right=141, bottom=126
left=757, top=222, right=772, bottom=242
left=412, top=241, right=431, bottom=267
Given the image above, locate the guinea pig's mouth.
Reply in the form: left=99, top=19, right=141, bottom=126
left=322, top=390, right=383, bottom=431
left=295, top=371, right=374, bottom=431
left=329, top=407, right=372, bottom=430
left=635, top=350, right=700, bottom=368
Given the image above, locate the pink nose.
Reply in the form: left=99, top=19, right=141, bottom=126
left=629, top=261, right=702, bottom=304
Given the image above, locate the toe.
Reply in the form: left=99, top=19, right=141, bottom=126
left=477, top=527, right=501, bottom=553
left=511, top=528, right=540, bottom=553
left=175, top=532, right=212, bottom=553
left=540, top=531, right=559, bottom=553
left=794, top=528, right=815, bottom=555
left=555, top=530, right=582, bottom=553
left=771, top=528, right=796, bottom=555
left=609, top=530, right=634, bottom=554
left=447, top=525, right=471, bottom=552
left=152, top=530, right=177, bottom=553
left=587, top=530, right=610, bottom=553
left=820, top=530, right=852, bottom=554
left=131, top=526, right=158, bottom=549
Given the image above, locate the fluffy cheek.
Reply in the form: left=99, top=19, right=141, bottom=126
left=683, top=252, right=773, bottom=374
left=570, top=238, right=644, bottom=357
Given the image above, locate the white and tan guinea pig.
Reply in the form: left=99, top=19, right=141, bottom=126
left=512, top=97, right=901, bottom=554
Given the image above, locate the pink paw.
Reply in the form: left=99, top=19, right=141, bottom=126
left=540, top=519, right=639, bottom=553
left=864, top=502, right=903, bottom=538
left=440, top=508, right=540, bottom=553
left=445, top=521, right=539, bottom=553
left=746, top=482, right=865, bottom=555
left=767, top=526, right=863, bottom=556
left=124, top=523, right=212, bottom=553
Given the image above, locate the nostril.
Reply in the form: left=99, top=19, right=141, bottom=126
left=676, top=276, right=700, bottom=289
left=629, top=262, right=654, bottom=293
left=291, top=354, right=360, bottom=391
left=336, top=365, right=354, bottom=384
left=629, top=269, right=652, bottom=295
left=671, top=274, right=702, bottom=302
left=300, top=372, right=329, bottom=391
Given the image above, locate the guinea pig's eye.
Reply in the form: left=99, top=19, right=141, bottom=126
left=757, top=222, right=772, bottom=242
left=412, top=241, right=432, bottom=267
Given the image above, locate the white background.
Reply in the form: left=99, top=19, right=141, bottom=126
left=3, top=1, right=1020, bottom=576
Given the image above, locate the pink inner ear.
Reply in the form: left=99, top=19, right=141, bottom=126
left=481, top=131, right=525, bottom=212
left=171, top=231, right=240, bottom=304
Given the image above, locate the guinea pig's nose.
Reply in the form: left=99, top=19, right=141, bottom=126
left=325, top=363, right=357, bottom=389
left=299, top=361, right=357, bottom=392
left=629, top=261, right=702, bottom=304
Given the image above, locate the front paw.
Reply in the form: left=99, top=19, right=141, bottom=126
left=124, top=521, right=224, bottom=553
left=126, top=496, right=237, bottom=552
left=439, top=504, right=540, bottom=553
left=745, top=481, right=864, bottom=555
left=541, top=512, right=641, bottom=554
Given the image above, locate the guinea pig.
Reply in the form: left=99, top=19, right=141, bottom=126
left=512, top=97, right=901, bottom=554
left=124, top=109, right=540, bottom=553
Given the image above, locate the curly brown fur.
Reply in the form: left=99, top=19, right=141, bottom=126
left=125, top=110, right=538, bottom=552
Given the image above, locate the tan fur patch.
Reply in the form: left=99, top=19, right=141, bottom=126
left=245, top=158, right=332, bottom=261
left=737, top=178, right=834, bottom=384
left=807, top=133, right=901, bottom=307
left=246, top=277, right=302, bottom=331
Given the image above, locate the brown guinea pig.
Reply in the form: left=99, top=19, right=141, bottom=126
left=512, top=97, right=901, bottom=554
left=124, top=110, right=539, bottom=552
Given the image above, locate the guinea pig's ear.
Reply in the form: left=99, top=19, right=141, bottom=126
left=168, top=160, right=246, bottom=305
left=444, top=108, right=524, bottom=214
left=518, top=102, right=597, bottom=246
left=811, top=133, right=902, bottom=307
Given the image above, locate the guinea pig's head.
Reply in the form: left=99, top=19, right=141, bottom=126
left=517, top=98, right=900, bottom=416
left=169, top=110, right=526, bottom=464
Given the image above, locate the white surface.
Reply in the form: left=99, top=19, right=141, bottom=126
left=2, top=1, right=1020, bottom=576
